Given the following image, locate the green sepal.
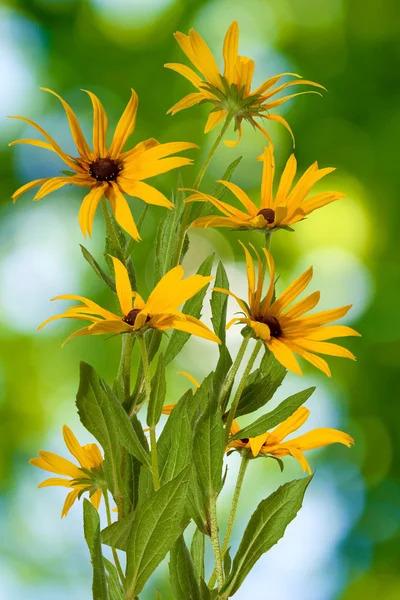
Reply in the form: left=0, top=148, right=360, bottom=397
left=83, top=499, right=109, bottom=600
left=221, top=477, right=312, bottom=596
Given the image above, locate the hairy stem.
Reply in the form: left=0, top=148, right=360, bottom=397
left=224, top=340, right=263, bottom=445
left=117, top=334, right=134, bottom=403
left=219, top=333, right=251, bottom=412
left=208, top=455, right=249, bottom=588
left=104, top=490, right=126, bottom=585
left=173, top=112, right=235, bottom=267
left=137, top=334, right=160, bottom=491
left=209, top=491, right=224, bottom=591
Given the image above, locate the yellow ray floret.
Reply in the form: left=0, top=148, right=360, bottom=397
left=30, top=426, right=104, bottom=518
left=9, top=88, right=197, bottom=241
left=39, top=257, right=221, bottom=346
left=228, top=407, right=354, bottom=473
left=165, top=20, right=324, bottom=146
left=214, top=242, right=360, bottom=376
left=185, top=145, right=345, bottom=231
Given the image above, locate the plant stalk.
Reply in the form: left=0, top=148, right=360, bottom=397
left=224, top=340, right=263, bottom=444
left=117, top=334, right=134, bottom=403
left=104, top=490, right=126, bottom=585
left=209, top=491, right=224, bottom=591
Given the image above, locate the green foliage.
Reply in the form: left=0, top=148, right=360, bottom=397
left=125, top=467, right=191, bottom=597
left=101, top=512, right=135, bottom=552
left=211, top=261, right=229, bottom=346
left=221, top=477, right=312, bottom=596
left=103, top=559, right=124, bottom=600
left=80, top=244, right=116, bottom=292
left=164, top=253, right=215, bottom=365
left=146, top=353, right=166, bottom=427
left=235, top=354, right=286, bottom=417
left=230, top=387, right=316, bottom=441
left=213, top=346, right=233, bottom=400
left=169, top=534, right=202, bottom=600
left=190, top=528, right=205, bottom=580
left=83, top=499, right=109, bottom=600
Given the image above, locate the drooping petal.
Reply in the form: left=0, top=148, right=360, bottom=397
left=78, top=184, right=106, bottom=238
left=109, top=88, right=138, bottom=158
left=266, top=337, right=303, bottom=375
left=111, top=256, right=133, bottom=316
left=105, top=182, right=140, bottom=241
left=177, top=371, right=200, bottom=389
left=218, top=181, right=258, bottom=216
left=12, top=178, right=53, bottom=203
left=285, top=428, right=354, bottom=452
left=307, top=325, right=361, bottom=341
left=41, top=88, right=93, bottom=160
left=301, top=191, right=346, bottom=215
left=223, top=21, right=239, bottom=83
left=253, top=72, right=302, bottom=96
left=61, top=488, right=80, bottom=518
left=269, top=407, right=310, bottom=444
left=204, top=110, right=226, bottom=133
left=296, top=339, right=356, bottom=360
left=90, top=489, right=102, bottom=510
left=167, top=92, right=205, bottom=115
left=249, top=432, right=270, bottom=457
left=83, top=90, right=108, bottom=158
left=224, top=122, right=242, bottom=147
left=158, top=314, right=221, bottom=343
left=238, top=241, right=255, bottom=308
left=213, top=287, right=250, bottom=317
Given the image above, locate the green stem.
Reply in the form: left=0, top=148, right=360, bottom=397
left=137, top=334, right=160, bottom=491
left=209, top=491, right=224, bottom=591
left=124, top=204, right=148, bottom=259
left=173, top=112, right=235, bottom=267
left=208, top=455, right=249, bottom=589
left=102, top=198, right=124, bottom=261
left=117, top=334, right=134, bottom=403
left=224, top=340, right=263, bottom=445
left=104, top=490, right=126, bottom=585
left=219, top=334, right=251, bottom=412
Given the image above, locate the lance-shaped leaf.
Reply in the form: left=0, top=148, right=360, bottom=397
left=213, top=346, right=232, bottom=400
left=221, top=477, right=312, bottom=596
left=146, top=353, right=166, bottom=427
left=104, top=558, right=124, bottom=600
left=211, top=261, right=229, bottom=346
left=83, top=499, right=109, bottom=600
left=124, top=467, right=191, bottom=597
left=235, top=356, right=286, bottom=418
left=169, top=534, right=202, bottom=600
left=80, top=244, right=116, bottom=292
left=164, top=253, right=215, bottom=365
left=191, top=528, right=205, bottom=580
left=76, top=362, right=151, bottom=477
left=102, top=511, right=135, bottom=552
left=230, top=387, right=316, bottom=442
left=155, top=175, right=185, bottom=283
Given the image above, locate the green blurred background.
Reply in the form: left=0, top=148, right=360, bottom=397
left=0, top=0, right=399, bottom=598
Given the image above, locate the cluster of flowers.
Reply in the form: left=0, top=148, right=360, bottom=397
left=11, top=23, right=358, bottom=523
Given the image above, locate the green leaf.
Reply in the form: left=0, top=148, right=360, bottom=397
left=211, top=261, right=229, bottom=346
left=101, top=511, right=135, bottom=552
left=76, top=362, right=151, bottom=477
left=157, top=390, right=193, bottom=485
left=146, top=353, right=166, bottom=427
left=223, top=547, right=232, bottom=578
left=213, top=346, right=232, bottom=400
left=235, top=359, right=286, bottom=418
left=103, top=559, right=124, bottom=600
left=189, top=156, right=243, bottom=222
left=222, top=477, right=312, bottom=596
left=80, top=245, right=116, bottom=292
left=154, top=175, right=185, bottom=283
left=125, top=467, right=191, bottom=597
left=155, top=592, right=161, bottom=600
left=230, top=387, right=316, bottom=441
left=193, top=394, right=225, bottom=502
left=190, top=528, right=205, bottom=580
left=83, top=499, right=109, bottom=600
left=169, top=534, right=202, bottom=600
left=164, top=253, right=215, bottom=365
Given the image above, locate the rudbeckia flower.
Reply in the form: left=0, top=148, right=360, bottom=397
left=39, top=256, right=221, bottom=345
left=165, top=21, right=323, bottom=146
left=228, top=407, right=354, bottom=474
left=30, top=426, right=104, bottom=518
left=214, top=242, right=360, bottom=376
left=9, top=88, right=197, bottom=240
left=185, top=146, right=345, bottom=231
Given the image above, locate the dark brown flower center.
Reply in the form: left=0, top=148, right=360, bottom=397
left=257, top=208, right=275, bottom=224
left=123, top=309, right=151, bottom=327
left=89, top=158, right=120, bottom=182
left=240, top=438, right=249, bottom=444
left=256, top=315, right=282, bottom=338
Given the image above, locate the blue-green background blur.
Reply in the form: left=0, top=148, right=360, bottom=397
left=1, top=0, right=399, bottom=598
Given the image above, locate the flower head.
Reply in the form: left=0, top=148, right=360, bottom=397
left=215, top=242, right=360, bottom=376
left=185, top=146, right=345, bottom=231
left=30, top=426, right=104, bottom=518
left=39, top=257, right=221, bottom=345
left=228, top=407, right=354, bottom=474
left=10, top=88, right=197, bottom=240
left=165, top=21, right=324, bottom=146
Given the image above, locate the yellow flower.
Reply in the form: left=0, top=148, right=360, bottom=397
left=30, top=426, right=104, bottom=518
left=185, top=145, right=345, bottom=231
left=39, top=256, right=221, bottom=345
left=165, top=21, right=323, bottom=146
left=228, top=407, right=354, bottom=474
left=9, top=88, right=197, bottom=240
left=215, top=242, right=360, bottom=376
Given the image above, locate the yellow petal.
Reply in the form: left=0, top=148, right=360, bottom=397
left=238, top=241, right=255, bottom=308
left=285, top=428, right=354, bottom=452
left=9, top=138, right=57, bottom=153
left=260, top=248, right=275, bottom=313
left=297, top=339, right=356, bottom=360
left=38, top=477, right=73, bottom=488
left=105, top=182, right=140, bottom=241
left=177, top=371, right=200, bottom=389
left=204, top=110, right=226, bottom=133
left=213, top=287, right=250, bottom=317
left=38, top=451, right=82, bottom=479
left=109, top=88, right=138, bottom=158
left=83, top=90, right=108, bottom=158
left=269, top=407, right=310, bottom=443
left=173, top=31, right=198, bottom=67
left=11, top=177, right=52, bottom=203
left=189, top=28, right=221, bottom=88
left=236, top=56, right=254, bottom=96
left=164, top=63, right=204, bottom=89
left=249, top=320, right=271, bottom=341
left=296, top=305, right=352, bottom=328
left=270, top=267, right=313, bottom=315
left=282, top=291, right=321, bottom=320
left=307, top=325, right=361, bottom=341
left=301, top=191, right=346, bottom=214
left=167, top=92, right=205, bottom=115
left=249, top=432, right=269, bottom=457
left=62, top=425, right=91, bottom=469
left=223, top=21, right=239, bottom=83
left=219, top=180, right=257, bottom=216
left=190, top=215, right=238, bottom=229
left=78, top=184, right=106, bottom=238
left=90, top=489, right=102, bottom=510
left=275, top=154, right=297, bottom=206
left=61, top=488, right=80, bottom=518
left=158, top=314, right=221, bottom=343
left=266, top=337, right=303, bottom=375
left=41, top=88, right=93, bottom=160
left=253, top=72, right=302, bottom=96
left=146, top=265, right=184, bottom=313
left=224, top=122, right=242, bottom=147
left=111, top=256, right=133, bottom=316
